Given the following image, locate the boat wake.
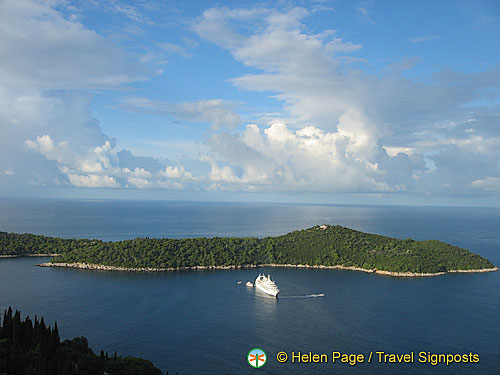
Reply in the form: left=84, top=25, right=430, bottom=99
left=279, top=293, right=325, bottom=299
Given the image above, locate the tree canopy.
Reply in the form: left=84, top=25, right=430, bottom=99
left=0, top=225, right=495, bottom=274
left=0, top=307, right=162, bottom=375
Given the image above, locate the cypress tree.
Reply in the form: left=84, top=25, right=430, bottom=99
left=23, top=316, right=33, bottom=351
left=0, top=307, right=163, bottom=375
left=3, top=307, right=12, bottom=341
left=12, top=310, right=21, bottom=345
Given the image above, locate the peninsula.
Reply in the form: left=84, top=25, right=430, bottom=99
left=0, top=225, right=497, bottom=277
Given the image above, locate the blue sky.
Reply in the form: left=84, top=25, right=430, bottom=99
left=1, top=0, right=499, bottom=206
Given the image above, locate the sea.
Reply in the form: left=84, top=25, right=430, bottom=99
left=0, top=199, right=498, bottom=374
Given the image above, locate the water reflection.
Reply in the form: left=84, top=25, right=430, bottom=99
left=251, top=287, right=279, bottom=315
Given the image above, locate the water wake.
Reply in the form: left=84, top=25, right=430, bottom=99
left=279, top=293, right=325, bottom=299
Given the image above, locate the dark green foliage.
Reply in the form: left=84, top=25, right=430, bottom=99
left=265, top=226, right=495, bottom=273
left=0, top=232, right=98, bottom=256
left=51, top=236, right=267, bottom=269
left=0, top=308, right=162, bottom=375
left=0, top=225, right=495, bottom=273
left=105, top=356, right=162, bottom=375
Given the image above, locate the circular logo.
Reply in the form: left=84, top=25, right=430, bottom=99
left=247, top=348, right=267, bottom=368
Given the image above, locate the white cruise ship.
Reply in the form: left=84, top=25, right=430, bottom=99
left=255, top=273, right=280, bottom=297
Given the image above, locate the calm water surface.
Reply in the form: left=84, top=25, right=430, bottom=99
left=0, top=199, right=498, bottom=374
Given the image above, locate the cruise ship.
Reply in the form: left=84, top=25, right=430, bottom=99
left=255, top=273, right=280, bottom=297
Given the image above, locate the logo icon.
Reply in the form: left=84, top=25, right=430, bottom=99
left=247, top=348, right=267, bottom=368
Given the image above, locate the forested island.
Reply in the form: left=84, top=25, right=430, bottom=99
left=0, top=225, right=497, bottom=276
left=0, top=307, right=163, bottom=375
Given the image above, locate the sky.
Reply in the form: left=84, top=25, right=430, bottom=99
left=1, top=0, right=499, bottom=206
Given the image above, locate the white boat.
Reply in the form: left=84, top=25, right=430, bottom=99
left=246, top=281, right=253, bottom=287
left=255, top=273, right=280, bottom=297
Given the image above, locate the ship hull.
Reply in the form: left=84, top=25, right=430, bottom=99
left=255, top=282, right=280, bottom=297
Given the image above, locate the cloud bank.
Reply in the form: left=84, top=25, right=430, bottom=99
left=190, top=6, right=500, bottom=196
left=0, top=2, right=498, bottom=203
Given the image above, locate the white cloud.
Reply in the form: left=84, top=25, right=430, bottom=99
left=119, top=97, right=241, bottom=129
left=1, top=2, right=498, bottom=201
left=126, top=177, right=152, bottom=189
left=25, top=135, right=55, bottom=155
left=0, top=0, right=146, bottom=90
left=471, top=177, right=500, bottom=192
left=172, top=100, right=240, bottom=130
left=158, top=42, right=193, bottom=58
left=67, top=174, right=121, bottom=188
left=0, top=1, right=190, bottom=194
left=122, top=167, right=153, bottom=178
left=156, top=180, right=184, bottom=190
left=411, top=34, right=440, bottom=43
left=24, top=132, right=200, bottom=190
left=100, top=1, right=145, bottom=23
left=26, top=135, right=115, bottom=174
left=205, top=120, right=394, bottom=193
left=160, top=166, right=193, bottom=180
left=383, top=147, right=415, bottom=157
left=325, top=38, right=363, bottom=54
left=193, top=7, right=266, bottom=49
left=200, top=156, right=242, bottom=185
left=0, top=0, right=153, bottom=194
left=193, top=6, right=500, bottom=197
left=357, top=5, right=375, bottom=25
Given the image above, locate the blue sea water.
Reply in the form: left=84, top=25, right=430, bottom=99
left=0, top=199, right=499, bottom=374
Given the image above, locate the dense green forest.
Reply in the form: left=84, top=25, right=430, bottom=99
left=0, top=307, right=162, bottom=375
left=0, top=225, right=496, bottom=273
left=0, top=232, right=96, bottom=256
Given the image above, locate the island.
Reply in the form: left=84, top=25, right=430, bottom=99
left=0, top=307, right=163, bottom=375
left=0, top=225, right=497, bottom=276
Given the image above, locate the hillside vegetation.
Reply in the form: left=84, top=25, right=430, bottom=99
left=0, top=225, right=495, bottom=274
left=0, top=307, right=162, bottom=375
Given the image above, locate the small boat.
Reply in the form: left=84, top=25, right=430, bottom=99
left=245, top=281, right=253, bottom=287
left=255, top=273, right=280, bottom=297
left=237, top=281, right=243, bottom=284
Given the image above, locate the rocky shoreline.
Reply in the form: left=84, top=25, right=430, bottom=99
left=37, top=261, right=499, bottom=277
left=37, top=262, right=259, bottom=272
left=255, top=263, right=498, bottom=277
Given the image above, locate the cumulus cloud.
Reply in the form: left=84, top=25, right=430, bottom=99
left=0, top=1, right=197, bottom=194
left=68, top=174, right=121, bottom=188
left=0, top=1, right=136, bottom=193
left=201, top=156, right=242, bottom=185
left=117, top=150, right=165, bottom=173
left=25, top=136, right=115, bottom=174
left=471, top=177, right=500, bottom=192
left=193, top=6, right=500, bottom=197
left=23, top=131, right=199, bottom=190
left=122, top=167, right=153, bottom=179
left=159, top=166, right=194, bottom=180
left=126, top=177, right=151, bottom=189
left=2, top=2, right=499, bottom=201
left=204, top=120, right=394, bottom=193
left=0, top=0, right=210, bottom=195
left=0, top=89, right=114, bottom=193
